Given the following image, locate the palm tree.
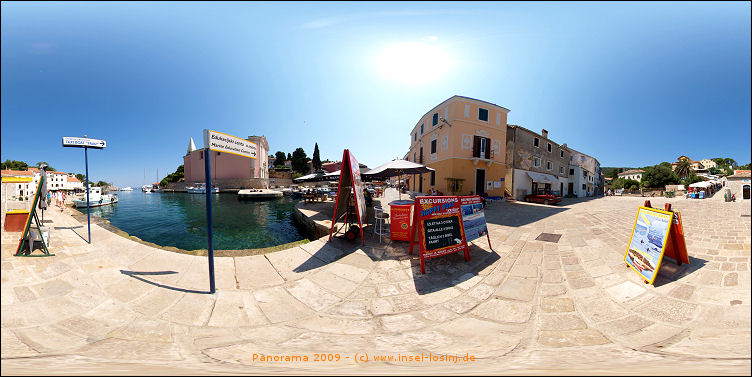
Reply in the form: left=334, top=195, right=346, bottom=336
left=675, top=159, right=691, bottom=180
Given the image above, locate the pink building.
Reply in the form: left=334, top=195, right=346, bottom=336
left=183, top=135, right=269, bottom=189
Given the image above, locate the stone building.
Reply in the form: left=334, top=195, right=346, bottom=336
left=183, top=135, right=270, bottom=189
left=505, top=125, right=570, bottom=200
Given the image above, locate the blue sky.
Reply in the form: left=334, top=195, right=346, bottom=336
left=2, top=1, right=750, bottom=187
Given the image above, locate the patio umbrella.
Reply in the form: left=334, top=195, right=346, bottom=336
left=294, top=171, right=326, bottom=183
left=362, top=159, right=434, bottom=199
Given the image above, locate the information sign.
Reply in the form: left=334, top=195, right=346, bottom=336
left=62, top=137, right=106, bottom=149
left=624, top=206, right=673, bottom=284
left=460, top=195, right=490, bottom=243
left=388, top=200, right=414, bottom=241
left=409, top=196, right=470, bottom=274
left=203, top=129, right=257, bottom=159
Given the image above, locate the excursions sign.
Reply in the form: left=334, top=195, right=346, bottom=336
left=410, top=196, right=470, bottom=274
left=203, top=129, right=258, bottom=159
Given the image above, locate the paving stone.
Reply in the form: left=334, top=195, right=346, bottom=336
left=264, top=247, right=326, bottom=281
left=443, top=295, right=481, bottom=314
left=466, top=283, right=495, bottom=301
left=437, top=317, right=522, bottom=358
left=540, top=283, right=567, bottom=297
left=369, top=297, right=396, bottom=316
left=540, top=297, right=574, bottom=313
left=496, top=277, right=537, bottom=302
left=599, top=315, right=654, bottom=336
left=206, top=291, right=267, bottom=327
left=537, top=328, right=610, bottom=347
left=542, top=270, right=564, bottom=283
left=234, top=255, right=285, bottom=289
left=285, top=278, right=341, bottom=312
left=325, top=299, right=370, bottom=317
left=724, top=272, right=739, bottom=286
left=380, top=313, right=427, bottom=332
left=160, top=292, right=216, bottom=326
left=471, top=298, right=532, bottom=323
left=307, top=269, right=359, bottom=298
left=664, top=328, right=752, bottom=359
left=293, top=314, right=376, bottom=335
left=420, top=307, right=458, bottom=323
left=253, top=286, right=313, bottom=323
left=617, top=323, right=684, bottom=349
left=636, top=297, right=698, bottom=324
left=327, top=262, right=370, bottom=283
left=579, top=297, right=630, bottom=323
left=510, top=264, right=538, bottom=278
left=539, top=313, right=587, bottom=330
left=605, top=281, right=646, bottom=303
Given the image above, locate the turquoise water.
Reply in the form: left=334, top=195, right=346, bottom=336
left=75, top=191, right=307, bottom=250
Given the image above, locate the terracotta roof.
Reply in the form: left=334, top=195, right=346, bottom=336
left=51, top=171, right=68, bottom=175
left=729, top=170, right=751, bottom=178
left=68, top=177, right=81, bottom=182
left=618, top=169, right=644, bottom=175
left=1, top=169, right=35, bottom=176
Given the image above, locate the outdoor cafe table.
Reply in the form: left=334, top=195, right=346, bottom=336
left=388, top=199, right=414, bottom=241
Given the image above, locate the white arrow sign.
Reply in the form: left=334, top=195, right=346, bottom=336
left=203, top=130, right=257, bottom=159
left=62, top=137, right=107, bottom=149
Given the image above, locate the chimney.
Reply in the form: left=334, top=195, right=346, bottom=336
left=541, top=129, right=548, bottom=139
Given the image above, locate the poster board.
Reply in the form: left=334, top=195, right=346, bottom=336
left=388, top=200, right=414, bottom=241
left=460, top=196, right=492, bottom=250
left=328, top=149, right=366, bottom=245
left=623, top=206, right=672, bottom=284
left=409, top=196, right=470, bottom=274
left=14, top=174, right=53, bottom=257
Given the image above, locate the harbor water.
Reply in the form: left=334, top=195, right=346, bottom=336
left=74, top=191, right=307, bottom=251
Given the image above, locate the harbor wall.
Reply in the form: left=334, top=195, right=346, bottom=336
left=167, top=178, right=269, bottom=191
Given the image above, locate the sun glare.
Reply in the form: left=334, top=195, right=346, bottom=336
left=375, top=41, right=452, bottom=85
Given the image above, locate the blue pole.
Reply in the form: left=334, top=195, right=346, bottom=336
left=85, top=146, right=91, bottom=244
left=204, top=148, right=216, bottom=293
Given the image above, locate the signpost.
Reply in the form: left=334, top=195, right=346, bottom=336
left=63, top=135, right=106, bottom=243
left=328, top=149, right=366, bottom=245
left=623, top=202, right=689, bottom=285
left=203, top=129, right=256, bottom=293
left=409, top=196, right=470, bottom=274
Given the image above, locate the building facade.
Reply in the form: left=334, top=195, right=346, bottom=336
left=618, top=169, right=644, bottom=182
left=405, top=95, right=509, bottom=196
left=505, top=125, right=571, bottom=200
left=699, top=159, right=717, bottom=169
left=183, top=135, right=270, bottom=189
left=565, top=148, right=602, bottom=197
left=727, top=170, right=750, bottom=200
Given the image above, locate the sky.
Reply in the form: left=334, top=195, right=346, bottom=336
left=2, top=1, right=750, bottom=187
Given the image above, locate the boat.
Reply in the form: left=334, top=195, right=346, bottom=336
left=238, top=189, right=283, bottom=200
left=186, top=183, right=219, bottom=194
left=121, top=187, right=134, bottom=191
left=142, top=185, right=152, bottom=193
left=73, top=186, right=119, bottom=208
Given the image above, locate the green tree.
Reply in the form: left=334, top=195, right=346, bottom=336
left=95, top=180, right=109, bottom=187
left=709, top=166, right=722, bottom=175
left=1, top=159, right=29, bottom=170
left=273, top=151, right=286, bottom=167
left=75, top=173, right=85, bottom=181
left=642, top=164, right=678, bottom=188
left=684, top=172, right=705, bottom=185
left=674, top=159, right=692, bottom=180
left=35, top=161, right=56, bottom=171
left=738, top=162, right=751, bottom=170
left=287, top=153, right=292, bottom=160
left=160, top=165, right=185, bottom=187
left=291, top=148, right=309, bottom=175
left=312, top=143, right=322, bottom=171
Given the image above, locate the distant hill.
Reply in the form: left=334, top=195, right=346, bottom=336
left=601, top=167, right=635, bottom=177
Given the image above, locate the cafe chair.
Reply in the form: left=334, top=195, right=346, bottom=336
left=373, top=206, right=390, bottom=244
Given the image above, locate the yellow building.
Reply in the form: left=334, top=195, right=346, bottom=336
left=405, top=95, right=509, bottom=196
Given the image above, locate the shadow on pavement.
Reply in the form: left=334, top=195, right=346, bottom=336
left=652, top=255, right=709, bottom=288
left=120, top=269, right=211, bottom=294
left=53, top=225, right=88, bottom=243
left=484, top=200, right=569, bottom=227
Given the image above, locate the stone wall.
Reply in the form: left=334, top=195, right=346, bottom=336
left=168, top=178, right=269, bottom=191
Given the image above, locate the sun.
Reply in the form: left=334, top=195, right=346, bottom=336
left=375, top=41, right=452, bottom=85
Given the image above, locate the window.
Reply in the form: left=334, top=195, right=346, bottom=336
left=430, top=171, right=436, bottom=186
left=200, top=151, right=204, bottom=159
left=560, top=166, right=564, bottom=174
left=546, top=161, right=552, bottom=170
left=432, top=113, right=438, bottom=126
left=430, top=139, right=437, bottom=154
left=420, top=123, right=424, bottom=134
left=413, top=153, right=416, bottom=162
left=547, top=143, right=552, bottom=153
left=534, top=138, right=539, bottom=147
left=560, top=150, right=564, bottom=158
left=534, top=157, right=540, bottom=167
left=582, top=184, right=586, bottom=190
left=472, top=135, right=491, bottom=159
left=414, top=133, right=417, bottom=141
left=478, top=108, right=488, bottom=121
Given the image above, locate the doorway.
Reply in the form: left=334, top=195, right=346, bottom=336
left=560, top=182, right=564, bottom=196
left=744, top=184, right=750, bottom=200
left=475, top=169, right=486, bottom=196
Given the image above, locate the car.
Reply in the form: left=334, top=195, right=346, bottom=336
left=524, top=190, right=562, bottom=205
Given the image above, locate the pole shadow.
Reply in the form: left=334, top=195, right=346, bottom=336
left=120, top=269, right=211, bottom=294
left=53, top=225, right=88, bottom=242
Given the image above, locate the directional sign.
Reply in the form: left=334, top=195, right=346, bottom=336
left=62, top=137, right=107, bottom=149
left=203, top=129, right=257, bottom=159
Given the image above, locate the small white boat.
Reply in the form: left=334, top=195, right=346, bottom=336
left=121, top=187, right=134, bottom=191
left=186, top=183, right=219, bottom=194
left=73, top=187, right=119, bottom=208
left=141, top=185, right=152, bottom=192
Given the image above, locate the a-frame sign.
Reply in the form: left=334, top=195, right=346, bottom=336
left=328, top=149, right=367, bottom=245
left=14, top=174, right=54, bottom=257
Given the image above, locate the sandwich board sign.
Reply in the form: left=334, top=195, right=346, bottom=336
left=623, top=203, right=688, bottom=285
left=14, top=174, right=53, bottom=257
left=329, top=149, right=367, bottom=245
left=460, top=195, right=492, bottom=248
left=409, top=196, right=470, bottom=274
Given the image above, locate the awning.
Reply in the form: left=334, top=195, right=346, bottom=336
left=526, top=171, right=559, bottom=184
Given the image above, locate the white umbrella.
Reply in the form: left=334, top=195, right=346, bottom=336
left=363, top=159, right=434, bottom=199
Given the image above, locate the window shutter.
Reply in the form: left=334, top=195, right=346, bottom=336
left=484, top=138, right=491, bottom=159
left=473, top=136, right=481, bottom=158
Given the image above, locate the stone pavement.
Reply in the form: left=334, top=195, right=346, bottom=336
left=1, top=189, right=750, bottom=375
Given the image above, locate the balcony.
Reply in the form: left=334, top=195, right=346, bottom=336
left=472, top=149, right=494, bottom=167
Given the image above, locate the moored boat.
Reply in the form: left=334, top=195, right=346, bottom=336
left=73, top=186, right=119, bottom=208
left=186, top=183, right=219, bottom=194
